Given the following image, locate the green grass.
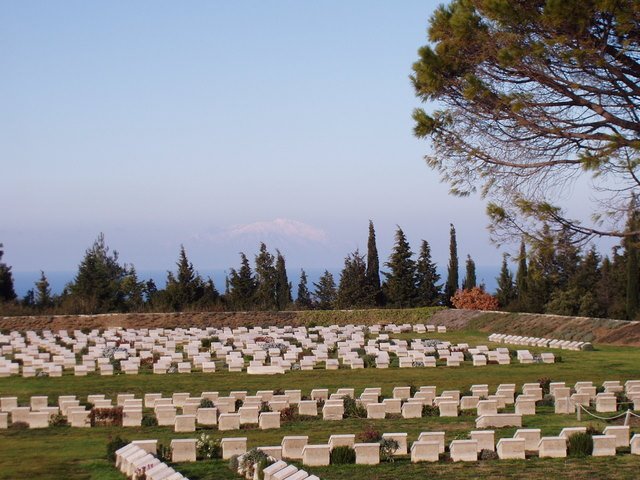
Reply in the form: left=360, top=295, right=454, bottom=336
left=1, top=329, right=640, bottom=479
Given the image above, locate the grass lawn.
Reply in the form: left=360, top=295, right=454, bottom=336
left=1, top=329, right=640, bottom=479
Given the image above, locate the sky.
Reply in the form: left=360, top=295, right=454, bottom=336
left=0, top=1, right=605, bottom=294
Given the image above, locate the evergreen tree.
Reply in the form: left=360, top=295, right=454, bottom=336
left=337, top=250, right=372, bottom=308
left=495, top=254, right=516, bottom=308
left=227, top=253, right=256, bottom=310
left=415, top=240, right=441, bottom=306
left=35, top=271, right=52, bottom=308
left=254, top=243, right=277, bottom=310
left=0, top=243, right=17, bottom=302
left=120, top=265, right=145, bottom=311
left=295, top=269, right=313, bottom=310
left=22, top=289, right=35, bottom=307
left=275, top=250, right=292, bottom=310
left=366, top=220, right=383, bottom=305
left=69, top=233, right=127, bottom=312
left=555, top=227, right=581, bottom=291
left=143, top=279, right=158, bottom=305
left=164, top=246, right=206, bottom=311
left=624, top=200, right=640, bottom=320
left=462, top=254, right=477, bottom=290
left=383, top=227, right=417, bottom=307
left=443, top=224, right=459, bottom=306
left=515, top=240, right=528, bottom=302
left=313, top=270, right=336, bottom=310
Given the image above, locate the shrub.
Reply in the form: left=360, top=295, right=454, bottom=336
left=422, top=404, right=439, bottom=417
left=239, top=448, right=270, bottom=478
left=199, top=398, right=215, bottom=409
left=235, top=399, right=244, bottom=411
left=228, top=454, right=240, bottom=472
left=616, top=392, right=632, bottom=411
left=280, top=406, right=298, bottom=423
left=362, top=354, right=376, bottom=368
left=90, top=407, right=123, bottom=427
left=330, top=446, right=356, bottom=465
left=48, top=413, right=68, bottom=427
left=409, top=385, right=418, bottom=397
left=451, top=287, right=499, bottom=310
left=157, top=443, right=172, bottom=462
left=196, top=433, right=222, bottom=459
left=141, top=413, right=158, bottom=427
left=479, top=448, right=499, bottom=460
left=201, top=338, right=212, bottom=349
left=536, top=394, right=555, bottom=407
left=9, top=421, right=28, bottom=430
left=586, top=424, right=603, bottom=436
left=343, top=397, right=367, bottom=419
left=259, top=402, right=272, bottom=413
left=106, top=436, right=129, bottom=462
left=358, top=425, right=382, bottom=443
left=568, top=433, right=593, bottom=457
left=379, top=438, right=399, bottom=462
left=538, top=377, right=552, bottom=395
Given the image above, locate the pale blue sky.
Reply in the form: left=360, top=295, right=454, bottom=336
left=2, top=1, right=593, bottom=289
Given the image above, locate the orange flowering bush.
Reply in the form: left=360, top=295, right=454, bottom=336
left=451, top=287, right=499, bottom=311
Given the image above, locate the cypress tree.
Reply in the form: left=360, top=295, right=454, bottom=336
left=515, top=240, right=528, bottom=301
left=313, top=270, right=337, bottom=310
left=383, top=227, right=417, bottom=307
left=495, top=254, right=515, bottom=308
left=34, top=271, right=52, bottom=308
left=462, top=255, right=477, bottom=290
left=415, top=240, right=441, bottom=306
left=295, top=269, right=313, bottom=310
left=0, top=244, right=17, bottom=302
left=443, top=224, right=459, bottom=306
left=366, top=220, right=383, bottom=305
left=227, top=253, right=257, bottom=310
left=275, top=250, right=292, bottom=310
left=164, top=246, right=205, bottom=310
left=254, top=243, right=277, bottom=310
left=337, top=250, right=372, bottom=308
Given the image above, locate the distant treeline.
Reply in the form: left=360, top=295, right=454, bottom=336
left=1, top=216, right=639, bottom=320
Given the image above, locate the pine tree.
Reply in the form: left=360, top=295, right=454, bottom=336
left=462, top=255, right=477, bottom=290
left=69, top=233, right=127, bottom=312
left=495, top=254, right=515, bottom=308
left=383, top=227, right=417, bottom=307
left=366, top=220, right=383, bottom=306
left=624, top=199, right=640, bottom=320
left=337, top=250, right=372, bottom=308
left=515, top=240, right=528, bottom=302
left=415, top=240, right=441, bottom=306
left=254, top=243, right=277, bottom=310
left=555, top=227, right=581, bottom=291
left=443, top=224, right=459, bottom=306
left=275, top=250, right=292, bottom=310
left=313, top=270, right=337, bottom=310
left=120, top=265, right=145, bottom=311
left=0, top=243, right=17, bottom=302
left=34, top=271, right=52, bottom=308
left=295, top=269, right=313, bottom=310
left=227, top=253, right=257, bottom=310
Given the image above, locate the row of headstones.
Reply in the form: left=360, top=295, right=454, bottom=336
left=115, top=441, right=188, bottom=480
left=2, top=378, right=634, bottom=431
left=0, top=323, right=451, bottom=376
left=488, top=333, right=591, bottom=351
left=122, top=425, right=640, bottom=477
